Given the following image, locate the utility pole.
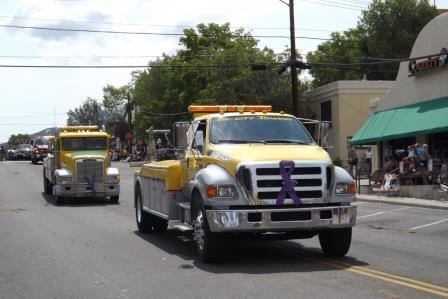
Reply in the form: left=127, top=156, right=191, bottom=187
left=289, top=0, right=299, bottom=117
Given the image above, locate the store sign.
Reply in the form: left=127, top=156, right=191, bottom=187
left=408, top=48, right=448, bottom=77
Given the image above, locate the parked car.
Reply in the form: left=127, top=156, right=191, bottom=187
left=7, top=149, right=16, bottom=160
left=15, top=144, right=33, bottom=160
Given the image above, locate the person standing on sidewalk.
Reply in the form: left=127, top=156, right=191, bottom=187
left=348, top=146, right=358, bottom=178
left=365, top=147, right=373, bottom=174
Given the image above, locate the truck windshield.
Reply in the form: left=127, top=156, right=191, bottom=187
left=61, top=138, right=107, bottom=151
left=35, top=139, right=50, bottom=146
left=210, top=116, right=313, bottom=144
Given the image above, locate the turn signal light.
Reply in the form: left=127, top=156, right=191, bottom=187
left=205, top=186, right=218, bottom=198
left=349, top=182, right=357, bottom=194
left=188, top=105, right=272, bottom=113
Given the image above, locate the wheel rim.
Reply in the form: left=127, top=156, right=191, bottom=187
left=193, top=211, right=205, bottom=251
left=136, top=195, right=142, bottom=223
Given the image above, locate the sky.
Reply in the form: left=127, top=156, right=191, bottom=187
left=0, top=0, right=443, bottom=142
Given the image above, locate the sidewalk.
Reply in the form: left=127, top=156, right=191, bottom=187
left=357, top=194, right=448, bottom=210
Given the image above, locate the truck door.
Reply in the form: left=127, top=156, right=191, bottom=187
left=182, top=120, right=207, bottom=182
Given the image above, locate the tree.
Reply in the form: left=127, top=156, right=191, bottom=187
left=67, top=97, right=103, bottom=127
left=102, top=84, right=131, bottom=124
left=8, top=133, right=31, bottom=147
left=307, top=0, right=437, bottom=88
left=131, top=23, right=311, bottom=136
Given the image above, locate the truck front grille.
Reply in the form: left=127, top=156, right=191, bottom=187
left=256, top=167, right=321, bottom=176
left=76, top=159, right=104, bottom=184
left=258, top=191, right=323, bottom=199
left=239, top=162, right=329, bottom=204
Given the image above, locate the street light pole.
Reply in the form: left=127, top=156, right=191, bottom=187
left=289, top=0, right=299, bottom=117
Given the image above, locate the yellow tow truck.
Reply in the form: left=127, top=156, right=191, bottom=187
left=43, top=126, right=120, bottom=205
left=134, top=106, right=356, bottom=262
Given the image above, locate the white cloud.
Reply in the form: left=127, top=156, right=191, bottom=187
left=0, top=0, right=360, bottom=141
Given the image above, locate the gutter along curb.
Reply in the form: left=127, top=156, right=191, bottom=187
left=356, top=194, right=448, bottom=210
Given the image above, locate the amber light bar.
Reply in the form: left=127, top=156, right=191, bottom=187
left=60, top=126, right=100, bottom=132
left=188, top=105, right=272, bottom=113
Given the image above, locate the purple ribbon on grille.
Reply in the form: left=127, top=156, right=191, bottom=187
left=85, top=175, right=96, bottom=192
left=276, top=160, right=302, bottom=206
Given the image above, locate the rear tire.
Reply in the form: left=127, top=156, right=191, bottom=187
left=191, top=191, right=220, bottom=263
left=318, top=227, right=352, bottom=257
left=110, top=195, right=119, bottom=204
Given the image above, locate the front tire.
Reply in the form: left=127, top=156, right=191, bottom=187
left=318, top=227, right=352, bottom=257
left=110, top=195, right=119, bottom=204
left=55, top=195, right=65, bottom=205
left=43, top=169, right=52, bottom=195
left=135, top=186, right=153, bottom=233
left=191, top=191, right=220, bottom=263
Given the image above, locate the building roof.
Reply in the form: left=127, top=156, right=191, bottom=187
left=307, top=80, right=394, bottom=102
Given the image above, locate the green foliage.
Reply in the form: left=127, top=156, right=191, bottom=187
left=67, top=97, right=103, bottom=126
left=8, top=133, right=31, bottom=147
left=131, top=23, right=311, bottom=135
left=308, top=0, right=437, bottom=88
left=102, top=84, right=131, bottom=124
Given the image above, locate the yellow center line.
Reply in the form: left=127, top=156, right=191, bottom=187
left=319, top=257, right=448, bottom=293
left=315, top=258, right=448, bottom=298
left=273, top=247, right=448, bottom=298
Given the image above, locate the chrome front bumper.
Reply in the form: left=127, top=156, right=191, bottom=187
left=206, top=205, right=357, bottom=232
left=55, top=183, right=120, bottom=197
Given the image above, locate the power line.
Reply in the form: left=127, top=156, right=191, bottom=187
left=298, top=0, right=362, bottom=10
left=0, top=55, right=164, bottom=59
left=0, top=63, right=273, bottom=69
left=307, top=0, right=367, bottom=9
left=0, top=15, right=338, bottom=32
left=337, top=0, right=370, bottom=5
left=0, top=52, right=292, bottom=60
left=0, top=24, right=331, bottom=40
left=0, top=51, right=439, bottom=69
left=0, top=113, right=66, bottom=118
left=0, top=123, right=61, bottom=126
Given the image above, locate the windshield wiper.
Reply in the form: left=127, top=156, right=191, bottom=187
left=263, top=139, right=308, bottom=144
left=216, top=139, right=266, bottom=144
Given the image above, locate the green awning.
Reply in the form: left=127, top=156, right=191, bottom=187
left=350, top=96, right=448, bottom=145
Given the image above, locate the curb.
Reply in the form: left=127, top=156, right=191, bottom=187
left=356, top=195, right=448, bottom=210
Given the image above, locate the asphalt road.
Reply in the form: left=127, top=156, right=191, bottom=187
left=1, top=161, right=448, bottom=298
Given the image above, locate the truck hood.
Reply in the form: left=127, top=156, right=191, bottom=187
left=210, top=144, right=331, bottom=162
left=206, top=144, right=331, bottom=175
left=61, top=151, right=107, bottom=167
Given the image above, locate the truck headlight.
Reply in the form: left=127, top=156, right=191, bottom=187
left=106, top=167, right=120, bottom=184
left=205, top=185, right=235, bottom=198
left=55, top=169, right=72, bottom=185
left=335, top=182, right=356, bottom=195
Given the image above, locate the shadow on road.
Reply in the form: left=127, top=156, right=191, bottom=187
left=40, top=192, right=118, bottom=207
left=134, top=230, right=369, bottom=274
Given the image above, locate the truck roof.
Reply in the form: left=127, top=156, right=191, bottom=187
left=58, top=131, right=109, bottom=138
left=193, top=111, right=296, bottom=121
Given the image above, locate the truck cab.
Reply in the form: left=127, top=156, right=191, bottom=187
left=134, top=106, right=356, bottom=262
left=32, top=135, right=52, bottom=164
left=43, top=126, right=120, bottom=205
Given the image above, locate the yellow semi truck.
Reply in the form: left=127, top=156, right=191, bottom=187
left=43, top=126, right=120, bottom=205
left=134, top=106, right=357, bottom=262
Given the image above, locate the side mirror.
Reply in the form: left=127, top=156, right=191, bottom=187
left=174, top=122, right=190, bottom=150
left=320, top=121, right=333, bottom=148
